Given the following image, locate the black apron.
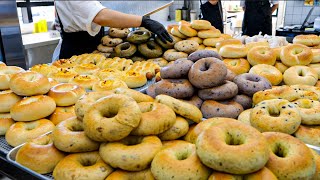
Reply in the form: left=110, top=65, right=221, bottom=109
left=56, top=8, right=104, bottom=59
left=200, top=0, right=223, bottom=32
left=242, top=0, right=272, bottom=36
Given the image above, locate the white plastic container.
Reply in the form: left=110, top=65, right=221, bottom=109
left=314, top=16, right=320, bottom=31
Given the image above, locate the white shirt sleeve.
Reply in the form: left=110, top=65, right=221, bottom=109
left=55, top=1, right=105, bottom=36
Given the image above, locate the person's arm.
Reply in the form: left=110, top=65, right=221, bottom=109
left=93, top=8, right=142, bottom=28
left=271, top=3, right=279, bottom=14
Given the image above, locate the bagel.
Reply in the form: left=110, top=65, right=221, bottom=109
left=308, top=63, right=320, bottom=79
left=93, top=79, right=128, bottom=91
left=83, top=94, right=141, bottom=142
left=191, top=20, right=212, bottom=30
left=158, top=116, right=189, bottom=141
left=155, top=94, right=203, bottom=123
left=178, top=24, right=197, bottom=37
left=95, top=68, right=124, bottom=80
left=283, top=65, right=318, bottom=86
left=198, top=29, right=221, bottom=39
left=74, top=63, right=99, bottom=75
left=274, top=61, right=289, bottom=73
left=138, top=41, right=163, bottom=58
left=0, top=90, right=22, bottom=113
left=160, top=58, right=193, bottom=79
left=171, top=26, right=187, bottom=39
left=249, top=64, right=283, bottom=85
left=147, top=58, right=168, bottom=67
left=30, top=64, right=59, bottom=77
left=292, top=99, right=320, bottom=125
left=75, top=91, right=114, bottom=120
left=203, top=37, right=224, bottom=47
left=108, top=28, right=130, bottom=38
left=163, top=49, right=188, bottom=61
left=237, top=108, right=252, bottom=125
left=188, top=50, right=222, bottom=62
left=188, top=57, right=227, bottom=89
left=10, top=95, right=56, bottom=122
left=280, top=44, right=313, bottom=66
left=311, top=49, right=320, bottom=63
left=216, top=39, right=242, bottom=52
left=49, top=106, right=76, bottom=125
left=311, top=149, right=320, bottom=180
left=131, top=102, right=176, bottom=136
left=184, top=117, right=235, bottom=144
left=53, top=117, right=100, bottom=152
left=198, top=44, right=206, bottom=50
left=208, top=172, right=242, bottom=180
left=0, top=113, right=14, bottom=135
left=5, top=119, right=55, bottom=147
left=151, top=140, right=211, bottom=180
left=114, top=42, right=137, bottom=58
left=187, top=37, right=203, bottom=44
left=0, top=62, right=6, bottom=67
left=263, top=132, right=316, bottom=179
left=154, top=79, right=195, bottom=99
left=49, top=68, right=78, bottom=83
left=101, top=35, right=123, bottom=47
left=201, top=100, right=243, bottom=119
left=52, top=59, right=76, bottom=68
left=198, top=80, right=238, bottom=101
left=245, top=41, right=269, bottom=51
left=174, top=40, right=199, bottom=54
left=243, top=167, right=278, bottom=180
left=16, top=134, right=65, bottom=174
left=69, top=74, right=99, bottom=90
left=113, top=87, right=153, bottom=102
left=219, top=44, right=248, bottom=58
left=106, top=169, right=154, bottom=180
left=232, top=94, right=253, bottom=110
left=204, top=46, right=218, bottom=51
left=290, top=84, right=320, bottom=98
left=97, top=44, right=114, bottom=53
left=294, top=125, right=320, bottom=146
left=247, top=46, right=277, bottom=66
left=233, top=73, right=272, bottom=97
left=220, top=33, right=233, bottom=39
left=225, top=69, right=237, bottom=81
left=250, top=99, right=301, bottom=134
left=48, top=83, right=86, bottom=106
left=272, top=47, right=283, bottom=61
left=155, top=34, right=178, bottom=49
left=127, top=30, right=151, bottom=44
left=53, top=151, right=113, bottom=180
left=223, top=58, right=250, bottom=75
left=0, top=66, right=25, bottom=90
left=293, top=34, right=320, bottom=47
left=181, top=95, right=203, bottom=109
left=196, top=119, right=269, bottom=174
left=122, top=70, right=147, bottom=88
left=100, top=136, right=162, bottom=171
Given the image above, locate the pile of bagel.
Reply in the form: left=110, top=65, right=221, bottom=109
left=238, top=84, right=320, bottom=147
left=148, top=50, right=273, bottom=119
left=31, top=53, right=160, bottom=89
left=217, top=34, right=320, bottom=87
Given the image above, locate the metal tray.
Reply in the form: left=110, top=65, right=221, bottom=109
left=133, top=78, right=155, bottom=93
left=7, top=144, right=53, bottom=180
left=0, top=135, right=12, bottom=155
left=307, top=144, right=320, bottom=154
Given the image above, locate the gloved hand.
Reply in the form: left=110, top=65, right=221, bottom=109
left=141, top=16, right=173, bottom=44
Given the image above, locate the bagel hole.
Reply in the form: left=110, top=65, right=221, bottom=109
left=28, top=75, right=36, bottom=81
left=122, top=137, right=143, bottom=146
left=175, top=150, right=191, bottom=160
left=200, top=62, right=211, bottom=71
left=268, top=109, right=280, bottom=117
left=294, top=49, right=303, bottom=55
left=69, top=124, right=84, bottom=132
left=225, top=131, right=244, bottom=146
left=120, top=43, right=130, bottom=50
left=102, top=110, right=118, bottom=118
left=25, top=123, right=37, bottom=131
left=273, top=143, right=287, bottom=158
left=135, top=31, right=144, bottom=35
left=147, top=43, right=156, bottom=50
left=298, top=70, right=305, bottom=77
left=80, top=158, right=96, bottom=167
left=230, top=61, right=237, bottom=66
left=35, top=136, right=51, bottom=145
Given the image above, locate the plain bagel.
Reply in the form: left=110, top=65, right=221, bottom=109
left=249, top=64, right=283, bottom=86
left=219, top=44, right=248, bottom=58
left=0, top=90, right=22, bottom=113
left=0, top=66, right=25, bottom=90
left=280, top=44, right=313, bottom=66
left=293, top=34, right=320, bottom=47
left=283, top=66, right=318, bottom=86
left=48, top=83, right=86, bottom=106
left=247, top=46, right=277, bottom=66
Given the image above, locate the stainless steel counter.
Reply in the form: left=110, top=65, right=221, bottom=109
left=22, top=31, right=60, bottom=68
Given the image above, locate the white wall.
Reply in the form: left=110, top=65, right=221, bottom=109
left=284, top=1, right=320, bottom=26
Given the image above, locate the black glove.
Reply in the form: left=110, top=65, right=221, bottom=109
left=141, top=16, right=173, bottom=44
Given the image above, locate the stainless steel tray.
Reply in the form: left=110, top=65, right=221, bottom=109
left=6, top=142, right=53, bottom=180
left=307, top=144, right=320, bottom=154
left=0, top=135, right=12, bottom=154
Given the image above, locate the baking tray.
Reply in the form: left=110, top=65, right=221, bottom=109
left=0, top=135, right=12, bottom=155
left=7, top=144, right=53, bottom=180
